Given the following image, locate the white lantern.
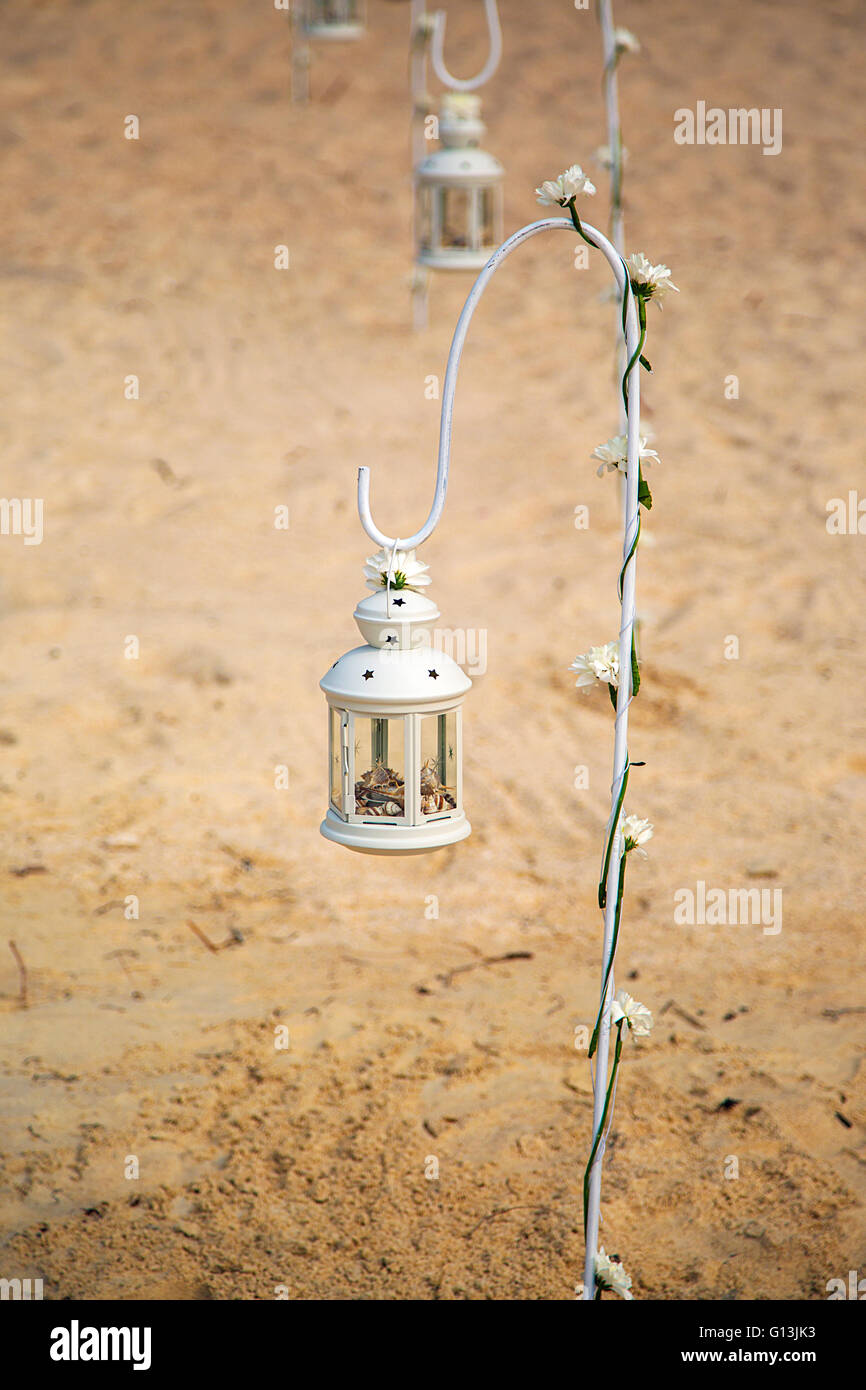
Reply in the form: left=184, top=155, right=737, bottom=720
left=320, top=577, right=471, bottom=855
left=302, top=0, right=366, bottom=41
left=415, top=93, right=504, bottom=272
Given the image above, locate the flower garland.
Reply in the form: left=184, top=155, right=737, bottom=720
left=536, top=165, right=677, bottom=1298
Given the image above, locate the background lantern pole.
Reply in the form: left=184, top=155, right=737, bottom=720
left=596, top=0, right=628, bottom=533
left=410, top=2, right=432, bottom=331
left=598, top=1, right=624, bottom=262
left=291, top=2, right=311, bottom=105
left=411, top=3, right=431, bottom=168
left=291, top=1, right=366, bottom=104
left=357, top=217, right=642, bottom=1300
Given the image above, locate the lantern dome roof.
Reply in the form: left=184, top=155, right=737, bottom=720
left=320, top=641, right=471, bottom=707
left=416, top=144, right=504, bottom=187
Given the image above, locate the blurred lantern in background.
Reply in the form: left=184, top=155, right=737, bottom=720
left=320, top=557, right=471, bottom=854
left=292, top=0, right=366, bottom=100
left=301, top=0, right=366, bottom=41
left=415, top=93, right=504, bottom=272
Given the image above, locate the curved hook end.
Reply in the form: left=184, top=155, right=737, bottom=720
left=357, top=466, right=396, bottom=551
left=430, top=0, right=502, bottom=93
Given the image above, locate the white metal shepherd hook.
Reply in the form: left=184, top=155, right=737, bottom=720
left=357, top=214, right=642, bottom=1300
left=429, top=0, right=502, bottom=91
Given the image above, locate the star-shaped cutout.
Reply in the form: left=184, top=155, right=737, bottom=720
left=385, top=635, right=397, bottom=645
left=428, top=669, right=439, bottom=680
left=362, top=669, right=374, bottom=681
left=392, top=597, right=406, bottom=607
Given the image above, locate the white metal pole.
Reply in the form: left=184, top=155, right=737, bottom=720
left=355, top=217, right=642, bottom=1300
left=582, top=322, right=640, bottom=1302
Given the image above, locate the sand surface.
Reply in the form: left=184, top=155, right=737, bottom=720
left=0, top=0, right=864, bottom=1300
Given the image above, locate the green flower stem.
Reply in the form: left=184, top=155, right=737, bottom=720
left=598, top=757, right=630, bottom=909
left=621, top=287, right=647, bottom=412
left=565, top=201, right=647, bottom=411
left=616, top=514, right=643, bottom=699
left=565, top=198, right=598, bottom=254
left=630, top=631, right=641, bottom=697
left=583, top=1021, right=625, bottom=1237
left=589, top=854, right=627, bottom=1057
left=618, top=511, right=641, bottom=599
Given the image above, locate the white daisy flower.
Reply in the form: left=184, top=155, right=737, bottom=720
left=569, top=642, right=620, bottom=689
left=535, top=164, right=596, bottom=206
left=610, top=988, right=654, bottom=1037
left=620, top=813, right=653, bottom=856
left=626, top=252, right=679, bottom=304
left=363, top=548, right=431, bottom=593
left=413, top=13, right=436, bottom=42
left=592, top=434, right=660, bottom=478
left=613, top=27, right=641, bottom=54
left=594, top=1246, right=634, bottom=1299
left=441, top=92, right=481, bottom=121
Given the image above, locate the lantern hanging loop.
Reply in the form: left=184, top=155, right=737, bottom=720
left=429, top=0, right=502, bottom=92
left=358, top=215, right=641, bottom=553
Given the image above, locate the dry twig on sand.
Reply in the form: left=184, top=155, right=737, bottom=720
left=8, top=940, right=28, bottom=1007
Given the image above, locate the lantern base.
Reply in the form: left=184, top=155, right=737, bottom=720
left=303, top=24, right=365, bottom=39
left=319, top=808, right=471, bottom=855
left=417, top=249, right=496, bottom=273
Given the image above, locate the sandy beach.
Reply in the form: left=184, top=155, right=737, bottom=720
left=0, top=0, right=864, bottom=1300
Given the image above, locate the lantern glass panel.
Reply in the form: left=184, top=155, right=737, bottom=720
left=419, top=711, right=458, bottom=817
left=440, top=188, right=471, bottom=250
left=417, top=185, right=433, bottom=254
left=329, top=706, right=344, bottom=813
left=353, top=715, right=406, bottom=820
left=479, top=186, right=497, bottom=247
left=311, top=0, right=359, bottom=22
